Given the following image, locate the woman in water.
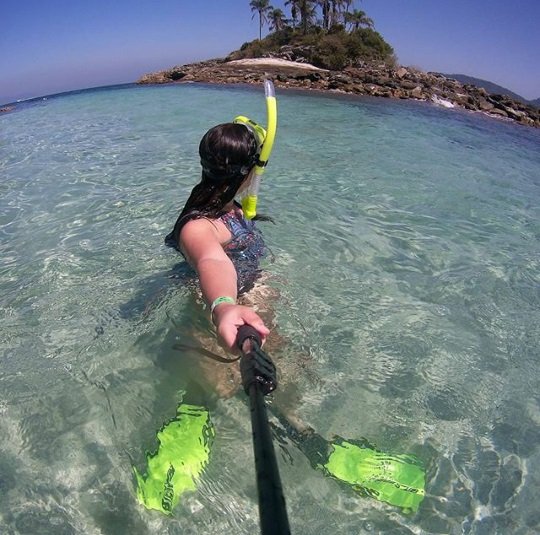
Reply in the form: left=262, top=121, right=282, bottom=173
left=165, top=122, right=272, bottom=358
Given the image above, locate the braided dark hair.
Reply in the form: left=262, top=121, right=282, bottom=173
left=165, top=123, right=260, bottom=247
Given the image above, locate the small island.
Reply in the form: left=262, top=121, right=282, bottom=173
left=138, top=1, right=539, bottom=128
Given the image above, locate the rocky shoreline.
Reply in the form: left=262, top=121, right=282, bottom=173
left=138, top=57, right=540, bottom=128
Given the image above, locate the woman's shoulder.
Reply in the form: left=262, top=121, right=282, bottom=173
left=180, top=216, right=219, bottom=236
left=180, top=214, right=233, bottom=248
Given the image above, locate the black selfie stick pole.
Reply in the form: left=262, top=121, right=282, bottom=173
left=236, top=325, right=291, bottom=535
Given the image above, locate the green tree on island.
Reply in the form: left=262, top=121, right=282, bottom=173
left=330, top=0, right=345, bottom=27
left=343, top=0, right=354, bottom=15
left=250, top=0, right=271, bottom=40
left=298, top=0, right=317, bottom=35
left=344, top=9, right=374, bottom=31
left=261, top=0, right=371, bottom=35
left=241, top=0, right=395, bottom=69
left=317, top=0, right=330, bottom=30
left=268, top=8, right=287, bottom=32
left=285, top=0, right=301, bottom=28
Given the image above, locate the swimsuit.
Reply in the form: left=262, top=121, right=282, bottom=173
left=220, top=205, right=267, bottom=293
left=165, top=203, right=267, bottom=294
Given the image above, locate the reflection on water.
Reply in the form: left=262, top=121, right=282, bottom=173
left=1, top=84, right=539, bottom=534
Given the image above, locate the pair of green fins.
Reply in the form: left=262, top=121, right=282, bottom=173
left=134, top=402, right=426, bottom=515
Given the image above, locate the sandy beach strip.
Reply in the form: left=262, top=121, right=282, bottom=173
left=226, top=58, right=327, bottom=71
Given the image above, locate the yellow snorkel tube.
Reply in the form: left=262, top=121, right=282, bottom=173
left=234, top=79, right=277, bottom=220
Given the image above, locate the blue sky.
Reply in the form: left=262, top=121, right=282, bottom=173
left=2, top=0, right=539, bottom=105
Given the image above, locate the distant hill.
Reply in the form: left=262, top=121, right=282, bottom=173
left=441, top=73, right=535, bottom=105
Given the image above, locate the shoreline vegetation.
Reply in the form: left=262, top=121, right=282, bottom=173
left=136, top=0, right=539, bottom=128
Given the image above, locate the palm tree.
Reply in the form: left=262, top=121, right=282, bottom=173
left=268, top=8, right=287, bottom=32
left=285, top=0, right=301, bottom=28
left=250, top=0, right=271, bottom=40
left=329, top=0, right=345, bottom=27
left=344, top=8, right=373, bottom=31
left=298, top=0, right=317, bottom=34
left=343, top=0, right=354, bottom=15
left=317, top=0, right=331, bottom=30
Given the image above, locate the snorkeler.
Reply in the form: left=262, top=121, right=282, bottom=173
left=135, top=81, right=425, bottom=517
left=164, top=120, right=271, bottom=351
left=164, top=80, right=277, bottom=354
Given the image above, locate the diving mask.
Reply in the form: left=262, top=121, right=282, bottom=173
left=234, top=115, right=267, bottom=158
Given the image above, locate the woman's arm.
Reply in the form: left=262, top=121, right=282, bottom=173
left=180, top=219, right=269, bottom=352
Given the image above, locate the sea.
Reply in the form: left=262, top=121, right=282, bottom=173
left=1, top=83, right=539, bottom=534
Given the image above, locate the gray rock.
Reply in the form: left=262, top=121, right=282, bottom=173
left=136, top=58, right=540, bottom=128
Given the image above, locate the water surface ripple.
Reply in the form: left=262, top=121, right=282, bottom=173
left=1, top=84, right=539, bottom=534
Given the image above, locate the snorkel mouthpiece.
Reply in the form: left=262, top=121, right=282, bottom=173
left=233, top=79, right=277, bottom=219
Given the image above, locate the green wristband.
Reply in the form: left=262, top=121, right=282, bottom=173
left=210, top=296, right=235, bottom=315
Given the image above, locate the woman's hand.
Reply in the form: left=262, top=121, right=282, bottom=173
left=212, top=304, right=270, bottom=353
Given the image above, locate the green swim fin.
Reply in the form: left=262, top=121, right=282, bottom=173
left=133, top=403, right=215, bottom=515
left=273, top=415, right=425, bottom=512
left=321, top=435, right=425, bottom=512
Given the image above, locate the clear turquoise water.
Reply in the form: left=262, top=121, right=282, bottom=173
left=1, top=84, right=539, bottom=534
